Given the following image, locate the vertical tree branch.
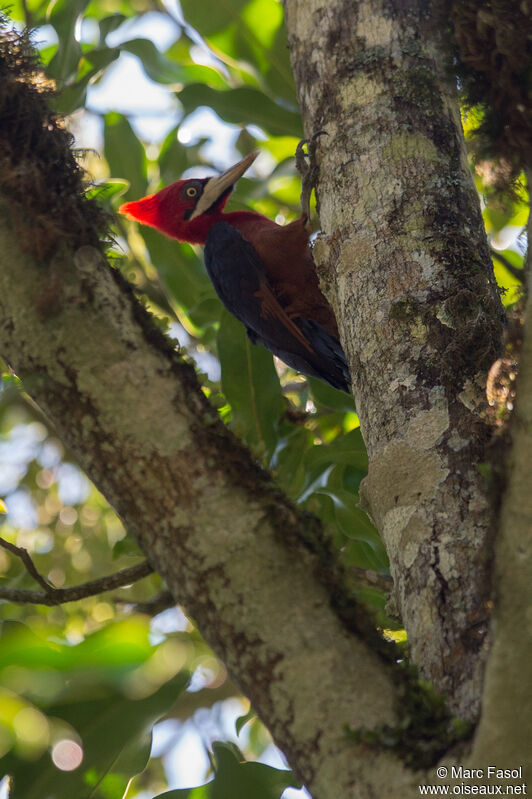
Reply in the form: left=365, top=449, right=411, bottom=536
left=283, top=0, right=504, bottom=719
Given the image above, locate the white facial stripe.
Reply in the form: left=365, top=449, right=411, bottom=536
left=189, top=177, right=222, bottom=220
left=188, top=152, right=259, bottom=221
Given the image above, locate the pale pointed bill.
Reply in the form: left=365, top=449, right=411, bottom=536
left=189, top=151, right=259, bottom=220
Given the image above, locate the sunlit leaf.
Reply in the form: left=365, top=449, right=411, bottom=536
left=240, top=0, right=283, bottom=51
left=179, top=0, right=249, bottom=37
left=240, top=0, right=296, bottom=101
left=85, top=179, right=130, bottom=204
left=492, top=253, right=524, bottom=307
left=0, top=617, right=154, bottom=673
left=164, top=34, right=229, bottom=90
left=484, top=200, right=528, bottom=235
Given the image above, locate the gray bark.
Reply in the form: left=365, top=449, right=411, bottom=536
left=283, top=0, right=505, bottom=720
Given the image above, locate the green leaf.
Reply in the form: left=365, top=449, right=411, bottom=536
left=142, top=229, right=215, bottom=313
left=104, top=113, right=147, bottom=202
left=235, top=707, right=255, bottom=735
left=85, top=179, right=130, bottom=204
left=263, top=22, right=297, bottom=103
left=239, top=0, right=296, bottom=102
left=4, top=671, right=188, bottom=799
left=178, top=85, right=302, bottom=138
left=46, top=0, right=90, bottom=85
left=154, top=788, right=209, bottom=798
left=181, top=0, right=296, bottom=102
left=211, top=741, right=298, bottom=799
left=120, top=39, right=228, bottom=88
left=110, top=729, right=153, bottom=783
left=217, top=309, right=285, bottom=457
left=120, top=38, right=182, bottom=84
left=154, top=741, right=298, bottom=799
left=308, top=376, right=355, bottom=412
left=492, top=248, right=525, bottom=306
left=0, top=617, right=154, bottom=673
left=82, top=45, right=123, bottom=73
left=240, top=0, right=283, bottom=52
left=99, top=13, right=127, bottom=43
left=112, top=534, right=143, bottom=560
left=271, top=426, right=314, bottom=498
left=484, top=199, right=528, bottom=235
left=312, top=485, right=388, bottom=569
left=180, top=0, right=249, bottom=36
left=304, top=428, right=368, bottom=474
left=322, top=488, right=380, bottom=544
left=342, top=536, right=389, bottom=572
left=55, top=47, right=121, bottom=114
left=304, top=491, right=387, bottom=571
left=187, top=298, right=224, bottom=331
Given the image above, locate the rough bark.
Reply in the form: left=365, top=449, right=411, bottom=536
left=283, top=0, right=505, bottom=719
left=0, top=215, right=423, bottom=797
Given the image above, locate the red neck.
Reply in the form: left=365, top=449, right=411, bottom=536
left=176, top=209, right=277, bottom=245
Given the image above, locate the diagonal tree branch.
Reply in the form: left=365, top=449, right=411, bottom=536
left=0, top=535, right=55, bottom=593
left=0, top=536, right=154, bottom=605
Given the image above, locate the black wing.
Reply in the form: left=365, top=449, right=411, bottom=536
left=204, top=222, right=350, bottom=392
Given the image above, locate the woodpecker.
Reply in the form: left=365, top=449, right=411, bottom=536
left=120, top=148, right=350, bottom=392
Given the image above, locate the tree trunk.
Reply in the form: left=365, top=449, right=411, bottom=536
left=283, top=0, right=505, bottom=720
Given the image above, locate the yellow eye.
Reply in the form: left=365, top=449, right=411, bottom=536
left=185, top=186, right=198, bottom=198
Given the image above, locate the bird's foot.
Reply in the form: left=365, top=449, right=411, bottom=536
left=295, top=130, right=327, bottom=229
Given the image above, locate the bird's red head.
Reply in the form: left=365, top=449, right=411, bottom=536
left=119, top=151, right=258, bottom=245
